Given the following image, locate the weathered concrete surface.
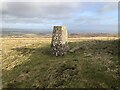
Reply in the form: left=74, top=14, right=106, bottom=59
left=51, top=26, right=69, bottom=56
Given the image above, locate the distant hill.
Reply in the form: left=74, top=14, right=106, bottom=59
left=2, top=28, right=52, bottom=38
left=69, top=33, right=118, bottom=38
left=1, top=28, right=118, bottom=38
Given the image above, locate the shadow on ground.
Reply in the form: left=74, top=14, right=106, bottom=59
left=2, top=39, right=120, bottom=89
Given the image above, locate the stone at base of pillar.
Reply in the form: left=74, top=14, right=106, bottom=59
left=51, top=43, right=69, bottom=56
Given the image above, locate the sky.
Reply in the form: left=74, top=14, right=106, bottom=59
left=1, top=2, right=118, bottom=33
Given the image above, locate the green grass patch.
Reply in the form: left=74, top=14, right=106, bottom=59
left=2, top=39, right=119, bottom=88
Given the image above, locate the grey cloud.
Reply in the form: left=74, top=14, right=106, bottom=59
left=2, top=2, right=81, bottom=24
left=2, top=2, right=80, bottom=18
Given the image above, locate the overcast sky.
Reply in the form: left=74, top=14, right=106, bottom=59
left=1, top=2, right=118, bottom=33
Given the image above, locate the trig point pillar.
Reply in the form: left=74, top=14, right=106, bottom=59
left=51, top=26, right=69, bottom=56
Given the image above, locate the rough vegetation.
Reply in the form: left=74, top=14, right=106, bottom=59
left=2, top=37, right=119, bottom=89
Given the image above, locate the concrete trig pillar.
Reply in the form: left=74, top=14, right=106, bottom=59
left=51, top=26, right=69, bottom=56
